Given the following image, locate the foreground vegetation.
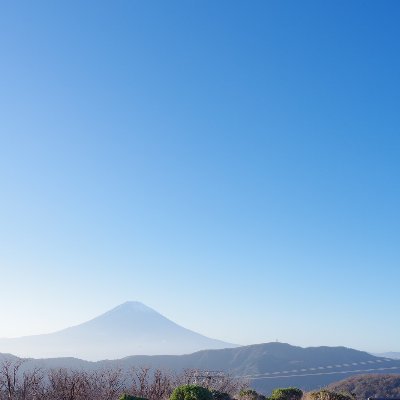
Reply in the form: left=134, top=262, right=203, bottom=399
left=0, top=359, right=245, bottom=400
left=0, top=360, right=307, bottom=400
left=1, top=359, right=398, bottom=400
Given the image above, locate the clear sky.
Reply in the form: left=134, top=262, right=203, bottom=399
left=0, top=1, right=399, bottom=353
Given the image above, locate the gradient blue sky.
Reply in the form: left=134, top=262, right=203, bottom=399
left=1, top=1, right=399, bottom=353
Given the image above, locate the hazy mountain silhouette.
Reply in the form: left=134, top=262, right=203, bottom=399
left=0, top=301, right=236, bottom=360
left=373, top=352, right=400, bottom=359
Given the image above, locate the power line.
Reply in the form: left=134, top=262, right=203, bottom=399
left=235, top=358, right=400, bottom=380
left=242, top=366, right=400, bottom=380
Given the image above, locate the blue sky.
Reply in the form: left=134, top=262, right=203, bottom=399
left=0, top=1, right=399, bottom=352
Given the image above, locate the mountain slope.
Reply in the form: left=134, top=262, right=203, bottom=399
left=0, top=301, right=236, bottom=360
left=2, top=342, right=400, bottom=395
left=374, top=352, right=400, bottom=359
left=327, top=374, right=400, bottom=398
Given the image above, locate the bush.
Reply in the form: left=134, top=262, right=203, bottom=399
left=170, top=385, right=214, bottom=400
left=271, top=388, right=303, bottom=400
left=119, top=395, right=149, bottom=400
left=309, top=390, right=354, bottom=400
left=239, top=389, right=266, bottom=400
left=211, top=390, right=231, bottom=400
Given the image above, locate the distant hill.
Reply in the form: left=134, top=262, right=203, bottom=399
left=0, top=301, right=236, bottom=360
left=374, top=352, right=400, bottom=360
left=327, top=374, right=400, bottom=399
left=2, top=343, right=400, bottom=395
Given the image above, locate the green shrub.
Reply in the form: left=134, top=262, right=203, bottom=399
left=271, top=388, right=303, bottom=400
left=309, top=390, right=354, bottom=400
left=119, top=395, right=149, bottom=400
left=239, top=389, right=266, bottom=400
left=211, top=390, right=231, bottom=400
left=170, top=385, right=214, bottom=400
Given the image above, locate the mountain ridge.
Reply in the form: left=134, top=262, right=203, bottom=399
left=373, top=352, right=400, bottom=359
left=2, top=342, right=400, bottom=394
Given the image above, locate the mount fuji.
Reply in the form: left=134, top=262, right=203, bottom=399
left=0, top=301, right=237, bottom=360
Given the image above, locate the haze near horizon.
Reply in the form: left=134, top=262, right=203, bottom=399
left=1, top=1, right=399, bottom=354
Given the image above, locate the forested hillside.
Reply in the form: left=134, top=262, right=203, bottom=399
left=327, top=374, right=400, bottom=399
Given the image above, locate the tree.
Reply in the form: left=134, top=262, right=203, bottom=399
left=270, top=388, right=303, bottom=400
left=119, top=395, right=148, bottom=400
left=174, top=370, right=247, bottom=399
left=239, top=389, right=266, bottom=400
left=211, top=390, right=231, bottom=400
left=47, top=368, right=90, bottom=400
left=0, top=359, right=44, bottom=400
left=170, top=385, right=214, bottom=400
left=309, top=390, right=355, bottom=400
left=90, top=369, right=126, bottom=400
left=0, top=359, right=23, bottom=400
